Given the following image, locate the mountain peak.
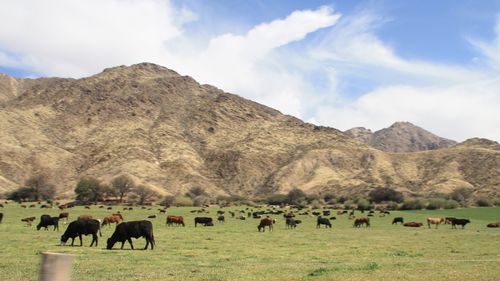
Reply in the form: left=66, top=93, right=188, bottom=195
left=345, top=122, right=457, bottom=153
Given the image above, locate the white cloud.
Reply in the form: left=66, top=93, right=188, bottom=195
left=469, top=15, right=500, bottom=69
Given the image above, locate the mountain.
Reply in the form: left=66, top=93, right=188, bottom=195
left=345, top=122, right=457, bottom=153
left=0, top=63, right=498, bottom=201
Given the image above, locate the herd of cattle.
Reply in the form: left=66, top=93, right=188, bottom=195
left=0, top=202, right=499, bottom=251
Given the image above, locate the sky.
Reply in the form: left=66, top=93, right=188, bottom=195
left=0, top=0, right=499, bottom=142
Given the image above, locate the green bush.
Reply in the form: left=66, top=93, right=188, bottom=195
left=386, top=201, right=399, bottom=210
left=443, top=199, right=460, bottom=209
left=400, top=199, right=425, bottom=210
left=476, top=197, right=492, bottom=207
left=426, top=198, right=446, bottom=210
left=173, top=195, right=193, bottom=207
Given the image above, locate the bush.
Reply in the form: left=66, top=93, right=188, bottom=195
left=193, top=195, right=210, bottom=207
left=426, top=198, right=446, bottom=210
left=476, top=197, right=492, bottom=207
left=369, top=187, right=404, bottom=203
left=400, top=199, right=425, bottom=210
left=386, top=201, right=399, bottom=210
left=172, top=195, right=193, bottom=207
left=443, top=199, right=460, bottom=209
left=265, top=194, right=287, bottom=205
left=356, top=198, right=371, bottom=211
left=495, top=199, right=500, bottom=207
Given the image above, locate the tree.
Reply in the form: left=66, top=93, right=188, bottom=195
left=8, top=175, right=55, bottom=201
left=75, top=178, right=104, bottom=203
left=185, top=186, right=206, bottom=198
left=7, top=187, right=34, bottom=201
left=134, top=185, right=158, bottom=205
left=111, top=175, right=135, bottom=203
left=368, top=187, right=404, bottom=203
left=286, top=188, right=306, bottom=205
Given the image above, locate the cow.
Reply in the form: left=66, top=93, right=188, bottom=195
left=77, top=214, right=93, bottom=221
left=148, top=214, right=157, bottom=219
left=112, top=213, right=124, bottom=220
left=102, top=214, right=123, bottom=227
left=403, top=222, right=423, bottom=227
left=107, top=207, right=112, bottom=210
left=106, top=220, right=155, bottom=250
left=84, top=206, right=91, bottom=209
left=285, top=217, right=297, bottom=229
left=486, top=222, right=500, bottom=228
left=238, top=215, right=246, bottom=220
left=0, top=212, right=3, bottom=223
left=450, top=218, right=471, bottom=229
left=348, top=215, right=356, bottom=220
left=194, top=217, right=213, bottom=227
left=217, top=210, right=225, bottom=215
left=37, top=215, right=59, bottom=231
left=166, top=215, right=185, bottom=227
left=337, top=210, right=348, bottom=215
left=322, top=210, right=331, bottom=216
left=312, top=211, right=321, bottom=216
left=60, top=219, right=101, bottom=247
left=444, top=217, right=456, bottom=224
left=58, top=212, right=70, bottom=222
left=21, top=216, right=36, bottom=226
left=427, top=217, right=445, bottom=229
left=229, top=211, right=235, bottom=218
left=330, top=216, right=337, bottom=220
left=217, top=215, right=225, bottom=223
left=353, top=217, right=370, bottom=228
left=158, top=209, right=166, bottom=214
left=316, top=217, right=332, bottom=228
left=258, top=217, right=275, bottom=232
left=392, top=217, right=404, bottom=225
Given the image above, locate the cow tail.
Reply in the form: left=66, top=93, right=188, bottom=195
left=99, top=225, right=102, bottom=237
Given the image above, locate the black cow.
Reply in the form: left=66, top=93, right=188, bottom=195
left=106, top=220, right=155, bottom=250
left=217, top=215, right=225, bottom=223
left=60, top=219, right=101, bottom=247
left=37, top=215, right=59, bottom=231
left=194, top=217, right=213, bottom=227
left=286, top=218, right=297, bottom=229
left=322, top=210, right=330, bottom=216
left=450, top=218, right=471, bottom=229
left=0, top=212, right=3, bottom=223
left=316, top=217, right=332, bottom=228
left=392, top=217, right=404, bottom=225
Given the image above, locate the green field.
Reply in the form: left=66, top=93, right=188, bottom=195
left=0, top=203, right=498, bottom=281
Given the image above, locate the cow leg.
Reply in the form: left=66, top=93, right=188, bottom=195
left=144, top=239, right=149, bottom=250
left=79, top=235, right=83, bottom=246
left=90, top=234, right=97, bottom=247
left=71, top=237, right=75, bottom=246
left=121, top=241, right=125, bottom=249
left=128, top=238, right=134, bottom=250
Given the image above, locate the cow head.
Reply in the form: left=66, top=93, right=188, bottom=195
left=60, top=235, right=68, bottom=245
left=106, top=238, right=115, bottom=250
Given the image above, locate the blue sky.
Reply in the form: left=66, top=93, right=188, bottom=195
left=0, top=0, right=499, bottom=141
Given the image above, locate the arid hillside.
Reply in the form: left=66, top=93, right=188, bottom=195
left=0, top=63, right=498, bottom=200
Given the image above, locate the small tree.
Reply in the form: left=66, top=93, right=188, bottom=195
left=286, top=188, right=306, bottom=205
left=369, top=187, right=404, bottom=203
left=112, top=175, right=135, bottom=203
left=27, top=175, right=56, bottom=200
left=75, top=178, right=104, bottom=204
left=134, top=185, right=158, bottom=205
left=7, top=187, right=35, bottom=201
left=185, top=186, right=206, bottom=198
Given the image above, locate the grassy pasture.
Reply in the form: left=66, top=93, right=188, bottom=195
left=0, top=204, right=498, bottom=281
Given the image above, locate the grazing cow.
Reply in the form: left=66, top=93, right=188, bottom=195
left=427, top=217, right=445, bottom=229
left=37, top=215, right=59, bottom=231
left=102, top=215, right=123, bottom=227
left=194, top=217, right=213, bottom=227
left=159, top=209, right=166, bottom=214
left=107, top=207, right=112, bottom=210
left=337, top=210, right=348, bottom=215
left=60, top=219, right=101, bottom=247
left=349, top=210, right=355, bottom=216
left=21, top=205, right=27, bottom=208
left=450, top=218, right=471, bottom=229
left=353, top=217, right=370, bottom=228
left=112, top=213, right=124, bottom=220
left=238, top=215, right=246, bottom=220
left=166, top=215, right=185, bottom=227
left=403, top=222, right=423, bottom=227
left=217, top=210, right=225, bottom=215
left=444, top=217, right=456, bottom=224
left=106, top=220, right=155, bottom=250
left=348, top=215, right=356, bottom=220
left=316, top=217, right=332, bottom=228
left=84, top=206, right=91, bottom=209
left=229, top=211, right=235, bottom=218
left=258, top=217, right=275, bottom=232
left=217, top=215, right=225, bottom=223
left=283, top=213, right=295, bottom=219
left=285, top=218, right=297, bottom=229
left=312, top=211, right=321, bottom=216
left=392, top=217, right=404, bottom=225
left=322, top=210, right=330, bottom=216
left=21, top=216, right=36, bottom=226
left=59, top=212, right=69, bottom=222
left=0, top=212, right=3, bottom=223
left=148, top=214, right=157, bottom=219
left=330, top=216, right=337, bottom=220
left=486, top=222, right=500, bottom=228
left=78, top=214, right=93, bottom=221
left=29, top=204, right=36, bottom=208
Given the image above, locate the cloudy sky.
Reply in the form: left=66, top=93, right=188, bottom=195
left=0, top=0, right=499, bottom=141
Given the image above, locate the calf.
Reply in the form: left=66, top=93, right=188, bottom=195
left=0, top=212, right=3, bottom=223
left=58, top=212, right=70, bottom=222
left=77, top=214, right=93, bottom=221
left=217, top=215, right=225, bottom=223
left=285, top=217, right=297, bottom=229
left=316, top=217, right=332, bottom=228
left=353, top=217, right=370, bottom=228
left=21, top=216, right=36, bottom=226
left=194, top=217, right=213, bottom=227
left=102, top=215, right=122, bottom=227
left=258, top=217, right=275, bottom=232
left=450, top=218, right=471, bottom=229
left=37, top=215, right=59, bottom=231
left=106, top=220, right=155, bottom=250
left=60, top=219, right=101, bottom=247
left=392, top=217, right=404, bottom=225
left=166, top=215, right=185, bottom=227
left=403, top=222, right=423, bottom=227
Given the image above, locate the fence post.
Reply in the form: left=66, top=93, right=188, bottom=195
left=39, top=252, right=74, bottom=281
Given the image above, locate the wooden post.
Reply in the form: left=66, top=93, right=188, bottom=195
left=39, top=252, right=74, bottom=281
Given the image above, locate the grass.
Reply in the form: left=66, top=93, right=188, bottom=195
left=0, top=204, right=498, bottom=281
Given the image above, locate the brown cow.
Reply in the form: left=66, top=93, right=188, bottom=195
left=258, top=217, right=275, bottom=232
left=166, top=215, right=185, bottom=227
left=427, top=217, right=445, bottom=229
left=21, top=216, right=36, bottom=226
left=486, top=222, right=500, bottom=228
left=404, top=222, right=423, bottom=227
left=353, top=217, right=370, bottom=228
left=77, top=214, right=93, bottom=221
left=102, top=214, right=123, bottom=227
left=112, top=213, right=124, bottom=220
left=58, top=212, right=69, bottom=222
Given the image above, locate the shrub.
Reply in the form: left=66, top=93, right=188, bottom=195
left=476, top=197, right=492, bottom=207
left=173, top=195, right=193, bottom=207
left=443, top=199, right=460, bottom=209
left=193, top=195, right=210, bottom=207
left=265, top=194, right=287, bottom=205
left=356, top=198, right=371, bottom=211
left=386, top=201, right=399, bottom=210
left=369, top=187, right=404, bottom=203
left=426, top=198, right=447, bottom=210
left=400, top=199, right=425, bottom=210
